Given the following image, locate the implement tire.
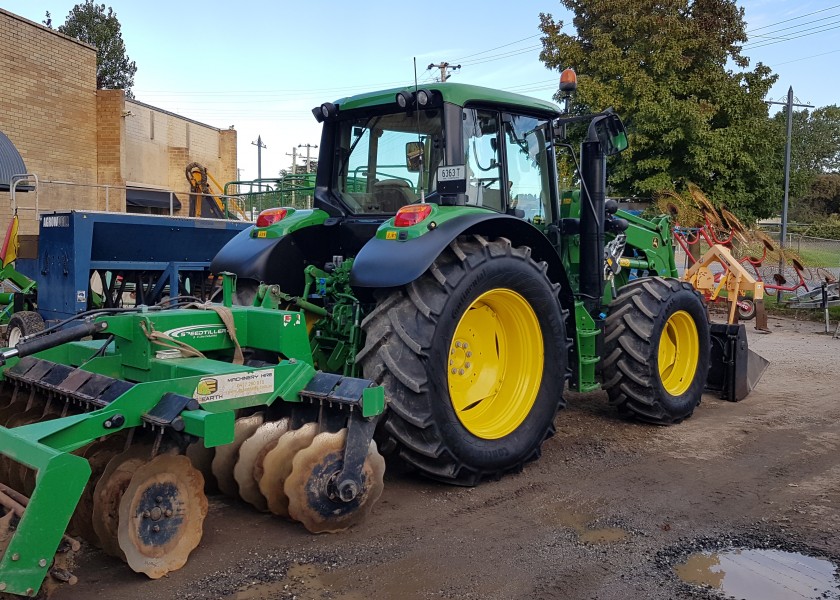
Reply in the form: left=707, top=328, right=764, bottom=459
left=6, top=310, right=45, bottom=347
left=357, top=235, right=568, bottom=486
left=603, top=276, right=710, bottom=424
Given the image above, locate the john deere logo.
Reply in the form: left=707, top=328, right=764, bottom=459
left=196, top=378, right=218, bottom=395
left=164, top=325, right=228, bottom=340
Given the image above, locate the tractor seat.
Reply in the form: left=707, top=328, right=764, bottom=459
left=371, top=179, right=417, bottom=213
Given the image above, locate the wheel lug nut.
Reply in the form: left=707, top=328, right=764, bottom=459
left=142, top=511, right=150, bottom=518
left=466, top=351, right=472, bottom=357
left=152, top=525, right=160, bottom=533
left=165, top=509, right=173, bottom=517
left=463, top=343, right=468, bottom=349
left=451, top=368, right=457, bottom=374
left=459, top=369, right=464, bottom=375
left=465, top=362, right=471, bottom=368
left=455, top=341, right=462, bottom=348
left=155, top=496, right=163, bottom=504
left=449, top=359, right=453, bottom=365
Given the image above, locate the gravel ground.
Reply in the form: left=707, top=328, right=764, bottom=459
left=55, top=315, right=840, bottom=600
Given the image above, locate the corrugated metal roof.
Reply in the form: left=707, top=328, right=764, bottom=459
left=0, top=130, right=29, bottom=192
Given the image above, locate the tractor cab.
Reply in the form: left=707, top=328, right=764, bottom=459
left=312, top=84, right=563, bottom=227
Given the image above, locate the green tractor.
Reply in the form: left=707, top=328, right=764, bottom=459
left=212, top=75, right=757, bottom=485
left=0, top=75, right=762, bottom=596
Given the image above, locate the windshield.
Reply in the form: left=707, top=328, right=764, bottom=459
left=333, top=109, right=444, bottom=214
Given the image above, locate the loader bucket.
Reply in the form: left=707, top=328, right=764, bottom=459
left=705, top=323, right=769, bottom=401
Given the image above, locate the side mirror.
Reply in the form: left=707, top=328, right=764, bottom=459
left=592, top=114, right=628, bottom=156
left=405, top=141, right=423, bottom=172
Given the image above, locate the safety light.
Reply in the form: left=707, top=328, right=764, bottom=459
left=559, top=68, right=577, bottom=93
left=396, top=91, right=414, bottom=109
left=394, top=204, right=432, bottom=227
left=256, top=207, right=288, bottom=227
left=320, top=102, right=339, bottom=121
left=416, top=89, right=432, bottom=107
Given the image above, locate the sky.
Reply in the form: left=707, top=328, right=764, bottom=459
left=4, top=0, right=840, bottom=182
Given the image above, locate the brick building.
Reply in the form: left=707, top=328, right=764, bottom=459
left=0, top=8, right=237, bottom=244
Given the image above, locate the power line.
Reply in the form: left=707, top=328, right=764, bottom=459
left=747, top=3, right=840, bottom=33
left=451, top=33, right=542, bottom=62
left=744, top=22, right=840, bottom=50
left=770, top=47, right=840, bottom=67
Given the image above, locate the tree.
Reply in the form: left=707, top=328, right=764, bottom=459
left=775, top=105, right=840, bottom=202
left=58, top=1, right=137, bottom=97
left=539, top=0, right=783, bottom=222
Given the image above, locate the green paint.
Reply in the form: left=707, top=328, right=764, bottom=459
left=250, top=208, right=330, bottom=239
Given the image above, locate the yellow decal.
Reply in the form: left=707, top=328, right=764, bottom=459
left=194, top=369, right=275, bottom=404
left=652, top=237, right=659, bottom=248
left=196, top=379, right=217, bottom=396
left=385, top=230, right=398, bottom=240
left=257, top=230, right=267, bottom=238
left=619, top=258, right=631, bottom=267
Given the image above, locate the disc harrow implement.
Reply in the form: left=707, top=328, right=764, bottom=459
left=0, top=277, right=385, bottom=597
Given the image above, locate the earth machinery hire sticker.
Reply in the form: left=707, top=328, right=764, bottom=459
left=193, top=369, right=275, bottom=404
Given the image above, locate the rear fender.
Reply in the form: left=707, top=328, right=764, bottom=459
left=210, top=209, right=332, bottom=294
left=350, top=212, right=572, bottom=307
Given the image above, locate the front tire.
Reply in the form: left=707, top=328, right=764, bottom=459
left=602, top=277, right=710, bottom=423
left=358, top=235, right=569, bottom=485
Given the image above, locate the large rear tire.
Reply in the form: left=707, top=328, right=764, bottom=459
left=603, top=276, right=710, bottom=423
left=358, top=235, right=568, bottom=485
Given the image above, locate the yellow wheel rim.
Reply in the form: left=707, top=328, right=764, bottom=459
left=447, top=289, right=543, bottom=440
left=658, top=310, right=699, bottom=396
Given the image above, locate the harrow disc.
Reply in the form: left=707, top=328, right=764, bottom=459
left=117, top=454, right=207, bottom=579
left=72, top=437, right=127, bottom=546
left=185, top=440, right=215, bottom=491
left=92, top=444, right=156, bottom=558
left=258, top=423, right=318, bottom=518
left=233, top=418, right=290, bottom=511
left=211, top=413, right=264, bottom=498
left=284, top=429, right=385, bottom=534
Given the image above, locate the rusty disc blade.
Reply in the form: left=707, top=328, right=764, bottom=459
left=233, top=418, right=290, bottom=511
left=72, top=435, right=127, bottom=547
left=185, top=440, right=216, bottom=492
left=284, top=429, right=385, bottom=534
left=211, top=413, right=263, bottom=498
left=117, top=454, right=208, bottom=579
left=258, top=423, right=318, bottom=518
left=92, top=444, right=156, bottom=558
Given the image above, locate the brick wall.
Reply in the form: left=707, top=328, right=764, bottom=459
left=0, top=8, right=238, bottom=231
left=97, top=89, right=126, bottom=211
left=0, top=9, right=97, bottom=235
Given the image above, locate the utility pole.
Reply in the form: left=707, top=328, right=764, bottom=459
left=285, top=147, right=298, bottom=174
left=767, top=88, right=813, bottom=251
left=251, top=136, right=266, bottom=181
left=298, top=143, right=318, bottom=173
left=427, top=62, right=461, bottom=82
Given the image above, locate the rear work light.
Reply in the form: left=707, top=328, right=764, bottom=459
left=256, top=208, right=288, bottom=227
left=394, top=204, right=432, bottom=227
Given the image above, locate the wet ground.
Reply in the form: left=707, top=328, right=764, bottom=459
left=56, top=315, right=840, bottom=599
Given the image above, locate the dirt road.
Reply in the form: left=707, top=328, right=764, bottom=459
left=56, top=316, right=840, bottom=599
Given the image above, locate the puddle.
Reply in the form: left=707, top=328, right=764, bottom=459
left=551, top=509, right=627, bottom=544
left=675, top=548, right=840, bottom=599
